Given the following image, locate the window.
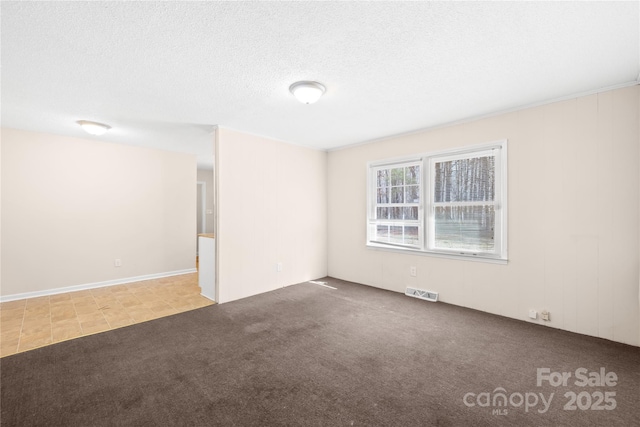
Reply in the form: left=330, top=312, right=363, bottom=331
left=369, top=161, right=422, bottom=248
left=367, top=140, right=507, bottom=261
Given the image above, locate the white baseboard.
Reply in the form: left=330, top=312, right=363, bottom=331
left=0, top=269, right=198, bottom=303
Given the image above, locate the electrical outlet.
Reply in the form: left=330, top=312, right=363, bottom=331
left=409, top=266, right=417, bottom=277
left=528, top=309, right=537, bottom=319
left=541, top=310, right=550, bottom=321
left=114, top=259, right=122, bottom=267
left=277, top=262, right=283, bottom=272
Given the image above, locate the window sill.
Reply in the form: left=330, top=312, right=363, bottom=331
left=366, top=242, right=508, bottom=265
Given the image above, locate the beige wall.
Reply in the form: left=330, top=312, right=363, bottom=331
left=216, top=127, right=327, bottom=303
left=197, top=169, right=215, bottom=234
left=328, top=85, right=640, bottom=346
left=1, top=128, right=197, bottom=298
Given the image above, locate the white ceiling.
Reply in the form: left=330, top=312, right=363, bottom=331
left=2, top=1, right=639, bottom=168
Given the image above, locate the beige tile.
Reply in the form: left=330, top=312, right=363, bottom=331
left=116, top=291, right=137, bottom=298
left=72, top=296, right=95, bottom=306
left=75, top=296, right=97, bottom=304
left=110, top=285, right=129, bottom=294
left=1, top=318, right=25, bottom=330
left=94, top=305, right=115, bottom=314
left=25, top=296, right=50, bottom=307
left=52, top=318, right=81, bottom=329
left=80, top=319, right=110, bottom=335
left=1, top=339, right=19, bottom=356
left=50, top=310, right=72, bottom=320
left=133, top=289, right=157, bottom=297
left=1, top=318, right=24, bottom=332
left=1, top=271, right=212, bottom=357
left=150, top=306, right=178, bottom=316
left=102, top=308, right=130, bottom=319
left=51, top=306, right=77, bottom=322
left=1, top=306, right=25, bottom=318
left=168, top=300, right=193, bottom=310
left=24, top=304, right=50, bottom=316
left=147, top=301, right=172, bottom=311
left=1, top=300, right=27, bottom=310
left=111, top=310, right=130, bottom=321
left=106, top=317, right=135, bottom=329
left=99, top=305, right=123, bottom=315
left=77, top=312, right=106, bottom=323
left=97, top=309, right=116, bottom=317
left=119, top=299, right=144, bottom=309
left=1, top=347, right=18, bottom=357
left=187, top=297, right=213, bottom=308
left=52, top=323, right=83, bottom=342
left=21, top=319, right=52, bottom=332
left=20, top=323, right=51, bottom=341
left=51, top=305, right=74, bottom=315
left=1, top=340, right=20, bottom=357
left=18, top=332, right=53, bottom=352
left=128, top=308, right=157, bottom=322
left=68, top=290, right=93, bottom=299
left=1, top=334, right=19, bottom=346
left=23, top=306, right=50, bottom=315
left=102, top=305, right=117, bottom=313
left=19, top=335, right=53, bottom=351
left=136, top=300, right=157, bottom=308
left=93, top=297, right=119, bottom=307
left=50, top=293, right=72, bottom=303
left=1, top=328, right=22, bottom=342
left=50, top=305, right=74, bottom=316
left=74, top=303, right=100, bottom=315
left=90, top=288, right=112, bottom=296
left=131, top=288, right=155, bottom=296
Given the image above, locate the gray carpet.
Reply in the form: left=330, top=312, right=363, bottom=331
left=1, top=277, right=639, bottom=426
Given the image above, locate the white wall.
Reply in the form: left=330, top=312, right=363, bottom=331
left=328, top=85, right=640, bottom=346
left=1, top=128, right=197, bottom=298
left=197, top=169, right=215, bottom=234
left=216, top=127, right=327, bottom=303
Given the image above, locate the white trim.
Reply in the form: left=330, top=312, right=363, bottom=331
left=0, top=269, right=198, bottom=303
left=367, top=159, right=424, bottom=249
left=366, top=243, right=508, bottom=265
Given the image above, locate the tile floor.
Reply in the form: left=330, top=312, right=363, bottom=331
left=0, top=272, right=214, bottom=358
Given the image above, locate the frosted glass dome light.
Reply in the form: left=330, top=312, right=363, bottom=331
left=289, top=81, right=326, bottom=104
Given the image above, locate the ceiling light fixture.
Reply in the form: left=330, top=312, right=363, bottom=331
left=77, top=120, right=111, bottom=136
left=289, top=81, right=326, bottom=104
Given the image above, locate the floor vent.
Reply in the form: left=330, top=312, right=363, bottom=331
left=405, top=287, right=439, bottom=302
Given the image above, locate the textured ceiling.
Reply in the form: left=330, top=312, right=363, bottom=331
left=2, top=1, right=639, bottom=167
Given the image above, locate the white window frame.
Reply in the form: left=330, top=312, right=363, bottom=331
left=368, top=159, right=424, bottom=250
left=367, top=140, right=507, bottom=263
